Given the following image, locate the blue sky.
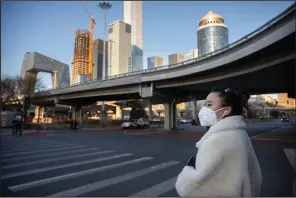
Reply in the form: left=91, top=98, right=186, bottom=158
left=1, top=1, right=294, bottom=96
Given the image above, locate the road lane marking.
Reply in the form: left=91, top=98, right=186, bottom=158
left=1, top=145, right=86, bottom=157
left=9, top=157, right=154, bottom=192
left=129, top=176, right=177, bottom=197
left=2, top=150, right=114, bottom=169
left=1, top=148, right=100, bottom=163
left=1, top=140, right=59, bottom=148
left=124, top=131, right=165, bottom=135
left=1, top=141, right=69, bottom=150
left=1, top=143, right=77, bottom=154
left=47, top=161, right=180, bottom=197
left=284, top=148, right=296, bottom=174
left=2, top=153, right=133, bottom=180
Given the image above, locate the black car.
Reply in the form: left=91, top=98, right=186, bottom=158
left=281, top=117, right=290, bottom=122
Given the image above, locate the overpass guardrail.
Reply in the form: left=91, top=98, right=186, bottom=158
left=35, top=3, right=295, bottom=94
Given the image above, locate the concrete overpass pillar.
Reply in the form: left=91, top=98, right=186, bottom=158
left=72, top=106, right=82, bottom=125
left=115, top=106, right=122, bottom=120
left=34, top=106, right=44, bottom=123
left=121, top=106, right=125, bottom=120
left=147, top=100, right=153, bottom=121
left=192, top=98, right=197, bottom=121
left=164, top=101, right=177, bottom=131
left=171, top=103, right=177, bottom=129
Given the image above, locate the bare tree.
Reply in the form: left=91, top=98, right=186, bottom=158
left=1, top=74, right=45, bottom=105
left=1, top=75, right=21, bottom=105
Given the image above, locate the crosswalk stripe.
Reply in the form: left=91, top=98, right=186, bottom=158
left=252, top=138, right=295, bottom=142
left=129, top=176, right=177, bottom=197
left=1, top=145, right=86, bottom=157
left=2, top=150, right=114, bottom=169
left=284, top=148, right=296, bottom=173
left=1, top=143, right=77, bottom=154
left=1, top=140, right=59, bottom=147
left=1, top=141, right=69, bottom=150
left=253, top=136, right=295, bottom=139
left=1, top=148, right=100, bottom=163
left=47, top=161, right=180, bottom=197
left=2, top=153, right=133, bottom=180
left=9, top=157, right=154, bottom=192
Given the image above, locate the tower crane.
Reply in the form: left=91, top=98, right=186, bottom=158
left=81, top=3, right=96, bottom=80
left=59, top=24, right=77, bottom=33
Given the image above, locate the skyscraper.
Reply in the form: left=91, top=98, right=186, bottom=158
left=147, top=56, right=163, bottom=69
left=184, top=48, right=198, bottom=60
left=108, top=20, right=132, bottom=76
left=197, top=11, right=229, bottom=57
left=21, top=52, right=70, bottom=89
left=124, top=1, right=143, bottom=72
left=168, top=53, right=184, bottom=65
left=71, top=29, right=90, bottom=84
left=93, top=39, right=108, bottom=80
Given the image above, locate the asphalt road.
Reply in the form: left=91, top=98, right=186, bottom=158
left=1, top=121, right=295, bottom=197
left=178, top=118, right=295, bottom=136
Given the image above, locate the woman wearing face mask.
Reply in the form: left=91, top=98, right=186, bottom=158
left=175, top=88, right=262, bottom=197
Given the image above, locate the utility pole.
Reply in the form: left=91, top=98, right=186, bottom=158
left=98, top=1, right=112, bottom=120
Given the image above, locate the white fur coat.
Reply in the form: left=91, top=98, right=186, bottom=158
left=175, top=116, right=262, bottom=197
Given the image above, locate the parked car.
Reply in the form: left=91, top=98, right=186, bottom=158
left=281, top=117, right=290, bottom=122
left=177, top=118, right=191, bottom=124
left=259, top=114, right=269, bottom=119
left=121, top=119, right=150, bottom=129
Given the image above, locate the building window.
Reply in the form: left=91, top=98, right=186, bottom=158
left=109, top=27, right=113, bottom=34
left=126, top=24, right=131, bottom=34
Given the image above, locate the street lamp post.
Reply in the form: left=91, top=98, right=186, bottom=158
left=98, top=1, right=112, bottom=80
left=98, top=1, right=112, bottom=120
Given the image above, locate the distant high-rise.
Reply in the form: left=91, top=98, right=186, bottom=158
left=71, top=29, right=90, bottom=84
left=108, top=20, right=132, bottom=76
left=147, top=56, right=163, bottom=69
left=93, top=39, right=108, bottom=80
left=184, top=48, right=198, bottom=61
left=197, top=11, right=229, bottom=57
left=124, top=1, right=143, bottom=72
left=168, top=53, right=184, bottom=65
left=21, top=52, right=70, bottom=89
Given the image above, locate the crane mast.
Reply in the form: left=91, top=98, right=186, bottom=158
left=81, top=3, right=96, bottom=80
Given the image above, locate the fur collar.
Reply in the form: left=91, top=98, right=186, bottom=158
left=196, top=116, right=246, bottom=149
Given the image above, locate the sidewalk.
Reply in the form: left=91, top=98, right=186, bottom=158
left=1, top=128, right=38, bottom=136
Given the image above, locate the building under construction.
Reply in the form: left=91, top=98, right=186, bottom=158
left=71, top=29, right=90, bottom=85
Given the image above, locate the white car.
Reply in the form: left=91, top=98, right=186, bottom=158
left=121, top=119, right=149, bottom=129
left=121, top=121, right=135, bottom=129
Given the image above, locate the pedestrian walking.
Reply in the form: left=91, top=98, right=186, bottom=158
left=12, top=119, right=17, bottom=135
left=175, top=88, right=262, bottom=197
left=73, top=119, right=78, bottom=131
left=70, top=119, right=73, bottom=130
left=14, top=115, right=23, bottom=137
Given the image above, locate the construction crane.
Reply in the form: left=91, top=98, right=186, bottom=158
left=59, top=24, right=77, bottom=33
left=81, top=3, right=96, bottom=80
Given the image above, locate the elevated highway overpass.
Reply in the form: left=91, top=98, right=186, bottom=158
left=31, top=4, right=295, bottom=130
left=33, top=4, right=295, bottom=105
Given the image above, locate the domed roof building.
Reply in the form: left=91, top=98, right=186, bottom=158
left=197, top=10, right=229, bottom=57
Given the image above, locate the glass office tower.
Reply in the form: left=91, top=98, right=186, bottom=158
left=197, top=11, right=229, bottom=57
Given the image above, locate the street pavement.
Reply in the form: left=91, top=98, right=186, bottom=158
left=1, top=120, right=295, bottom=197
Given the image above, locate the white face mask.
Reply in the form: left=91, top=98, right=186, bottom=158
left=198, top=106, right=228, bottom=127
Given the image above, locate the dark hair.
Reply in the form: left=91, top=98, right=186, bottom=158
left=211, top=88, right=250, bottom=116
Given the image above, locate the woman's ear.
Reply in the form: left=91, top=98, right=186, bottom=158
left=224, top=106, right=232, bottom=116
